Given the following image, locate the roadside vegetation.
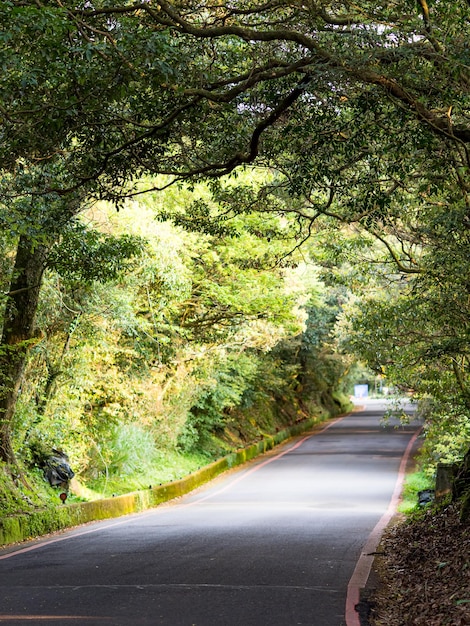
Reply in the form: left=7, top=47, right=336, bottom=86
left=1, top=2, right=470, bottom=621
left=0, top=183, right=354, bottom=515
left=397, top=471, right=434, bottom=515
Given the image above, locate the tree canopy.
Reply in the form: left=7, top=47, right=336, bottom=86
left=0, top=0, right=470, bottom=472
left=2, top=1, right=469, bottom=192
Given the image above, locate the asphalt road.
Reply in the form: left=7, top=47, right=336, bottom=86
left=0, top=400, right=421, bottom=626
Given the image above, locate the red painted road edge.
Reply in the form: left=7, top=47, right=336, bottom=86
left=1, top=410, right=419, bottom=626
left=344, top=428, right=422, bottom=626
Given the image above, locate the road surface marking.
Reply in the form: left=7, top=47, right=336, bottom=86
left=0, top=415, right=347, bottom=560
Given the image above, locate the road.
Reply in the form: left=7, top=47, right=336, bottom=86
left=0, top=400, right=421, bottom=626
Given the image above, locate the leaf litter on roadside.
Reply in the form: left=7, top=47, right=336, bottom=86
left=371, top=503, right=470, bottom=626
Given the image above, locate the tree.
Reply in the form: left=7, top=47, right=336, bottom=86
left=0, top=163, right=143, bottom=465
left=2, top=2, right=469, bottom=186
left=0, top=161, right=89, bottom=464
left=11, top=195, right=328, bottom=475
left=1, top=1, right=470, bottom=465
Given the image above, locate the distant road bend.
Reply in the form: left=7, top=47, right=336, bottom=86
left=0, top=399, right=421, bottom=626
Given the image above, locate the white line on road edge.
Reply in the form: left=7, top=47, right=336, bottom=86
left=344, top=427, right=422, bottom=626
left=0, top=414, right=347, bottom=561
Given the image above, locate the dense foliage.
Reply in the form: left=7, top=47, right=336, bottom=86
left=0, top=0, right=469, bottom=500
left=1, top=183, right=351, bottom=498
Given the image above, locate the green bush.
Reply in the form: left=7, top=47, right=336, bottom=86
left=417, top=400, right=470, bottom=478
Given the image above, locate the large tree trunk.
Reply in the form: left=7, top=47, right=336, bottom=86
left=0, top=235, right=49, bottom=465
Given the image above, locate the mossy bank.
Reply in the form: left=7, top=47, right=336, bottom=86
left=1, top=393, right=352, bottom=547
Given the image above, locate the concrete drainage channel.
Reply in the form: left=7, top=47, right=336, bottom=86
left=0, top=417, right=322, bottom=547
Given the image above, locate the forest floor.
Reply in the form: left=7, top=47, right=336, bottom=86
left=369, top=502, right=470, bottom=626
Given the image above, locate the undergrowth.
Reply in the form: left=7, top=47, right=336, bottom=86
left=84, top=449, right=211, bottom=497
left=398, top=470, right=434, bottom=514
left=0, top=463, right=63, bottom=515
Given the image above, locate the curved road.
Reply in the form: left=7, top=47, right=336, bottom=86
left=0, top=400, right=420, bottom=626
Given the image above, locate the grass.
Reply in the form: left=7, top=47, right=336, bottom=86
left=84, top=449, right=212, bottom=497
left=398, top=470, right=434, bottom=514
